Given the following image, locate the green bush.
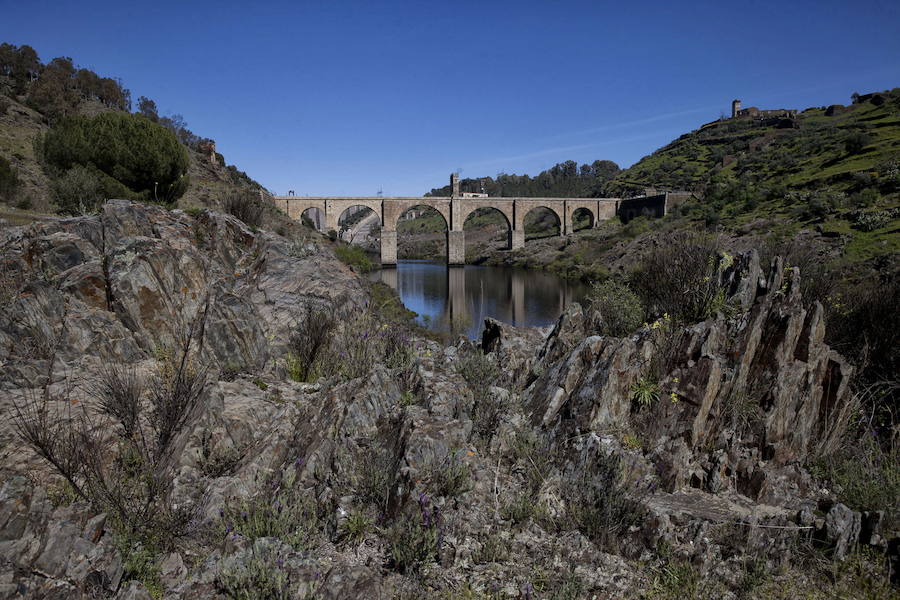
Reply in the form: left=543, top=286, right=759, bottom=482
left=844, top=131, right=871, bottom=154
left=334, top=244, right=374, bottom=273
left=50, top=164, right=135, bottom=215
left=284, top=304, right=337, bottom=383
left=221, top=190, right=263, bottom=228
left=42, top=112, right=189, bottom=204
left=810, top=432, right=899, bottom=524
left=384, top=497, right=441, bottom=574
left=586, top=279, right=644, bottom=337
left=218, top=470, right=323, bottom=552
left=216, top=543, right=291, bottom=600
left=420, top=449, right=471, bottom=498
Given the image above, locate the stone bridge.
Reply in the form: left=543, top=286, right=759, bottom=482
left=272, top=174, right=620, bottom=265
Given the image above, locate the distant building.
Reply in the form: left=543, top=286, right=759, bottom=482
left=731, top=98, right=796, bottom=120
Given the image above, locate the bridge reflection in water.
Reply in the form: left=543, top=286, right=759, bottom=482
left=371, top=261, right=589, bottom=339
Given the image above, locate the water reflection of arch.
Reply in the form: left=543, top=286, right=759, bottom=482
left=462, top=206, right=513, bottom=250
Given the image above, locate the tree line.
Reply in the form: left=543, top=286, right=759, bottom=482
left=0, top=42, right=215, bottom=156
left=0, top=43, right=130, bottom=123
left=426, top=159, right=620, bottom=198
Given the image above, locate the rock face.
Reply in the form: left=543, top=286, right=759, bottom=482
left=0, top=207, right=893, bottom=598
left=0, top=477, right=123, bottom=599
left=0, top=200, right=365, bottom=388
left=526, top=252, right=853, bottom=502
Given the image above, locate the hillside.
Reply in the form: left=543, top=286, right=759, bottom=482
left=608, top=90, right=900, bottom=197
left=0, top=43, right=297, bottom=235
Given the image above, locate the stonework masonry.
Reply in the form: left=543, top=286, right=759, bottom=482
left=271, top=175, right=666, bottom=265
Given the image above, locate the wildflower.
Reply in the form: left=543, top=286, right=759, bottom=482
left=672, top=377, right=679, bottom=383
left=670, top=392, right=679, bottom=403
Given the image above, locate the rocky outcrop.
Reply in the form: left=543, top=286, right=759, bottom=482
left=0, top=200, right=365, bottom=387
left=525, top=251, right=854, bottom=502
left=0, top=210, right=893, bottom=598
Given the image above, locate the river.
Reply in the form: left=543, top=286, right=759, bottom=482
left=369, top=261, right=590, bottom=339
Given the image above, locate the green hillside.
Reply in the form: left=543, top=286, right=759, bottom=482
left=609, top=90, right=900, bottom=197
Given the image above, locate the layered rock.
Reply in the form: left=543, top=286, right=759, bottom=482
left=525, top=251, right=854, bottom=502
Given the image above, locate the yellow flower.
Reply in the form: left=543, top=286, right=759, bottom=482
left=672, top=377, right=679, bottom=383
left=670, top=392, right=679, bottom=403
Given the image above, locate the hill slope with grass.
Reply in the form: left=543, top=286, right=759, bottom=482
left=0, top=43, right=286, bottom=232
left=608, top=89, right=900, bottom=198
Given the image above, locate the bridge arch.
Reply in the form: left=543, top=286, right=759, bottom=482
left=519, top=205, right=562, bottom=239
left=301, top=206, right=325, bottom=230
left=285, top=199, right=326, bottom=224
left=395, top=204, right=449, bottom=231
left=337, top=204, right=380, bottom=244
left=454, top=200, right=514, bottom=231
left=513, top=201, right=563, bottom=233
left=571, top=207, right=594, bottom=231
left=463, top=206, right=512, bottom=251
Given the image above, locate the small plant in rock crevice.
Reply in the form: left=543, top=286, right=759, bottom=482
left=420, top=449, right=472, bottom=499
left=340, top=510, right=372, bottom=543
left=218, top=462, right=324, bottom=552
left=455, top=349, right=507, bottom=443
left=631, top=376, right=660, bottom=407
left=384, top=492, right=443, bottom=574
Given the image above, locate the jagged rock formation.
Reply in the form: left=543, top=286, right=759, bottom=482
left=526, top=251, right=854, bottom=502
left=0, top=202, right=894, bottom=599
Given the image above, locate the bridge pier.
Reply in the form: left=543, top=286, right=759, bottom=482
left=448, top=230, right=465, bottom=265
left=381, top=230, right=397, bottom=266
left=511, top=229, right=525, bottom=251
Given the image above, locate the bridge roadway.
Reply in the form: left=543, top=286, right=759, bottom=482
left=271, top=193, right=620, bottom=265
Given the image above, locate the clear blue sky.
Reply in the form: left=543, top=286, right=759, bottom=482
left=3, top=0, right=899, bottom=195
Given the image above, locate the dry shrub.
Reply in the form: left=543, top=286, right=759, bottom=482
left=631, top=230, right=727, bottom=323
left=285, top=303, right=337, bottom=382
left=221, top=190, right=264, bottom=228
left=12, top=300, right=211, bottom=551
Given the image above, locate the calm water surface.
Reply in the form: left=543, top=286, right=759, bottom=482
left=370, top=261, right=590, bottom=339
